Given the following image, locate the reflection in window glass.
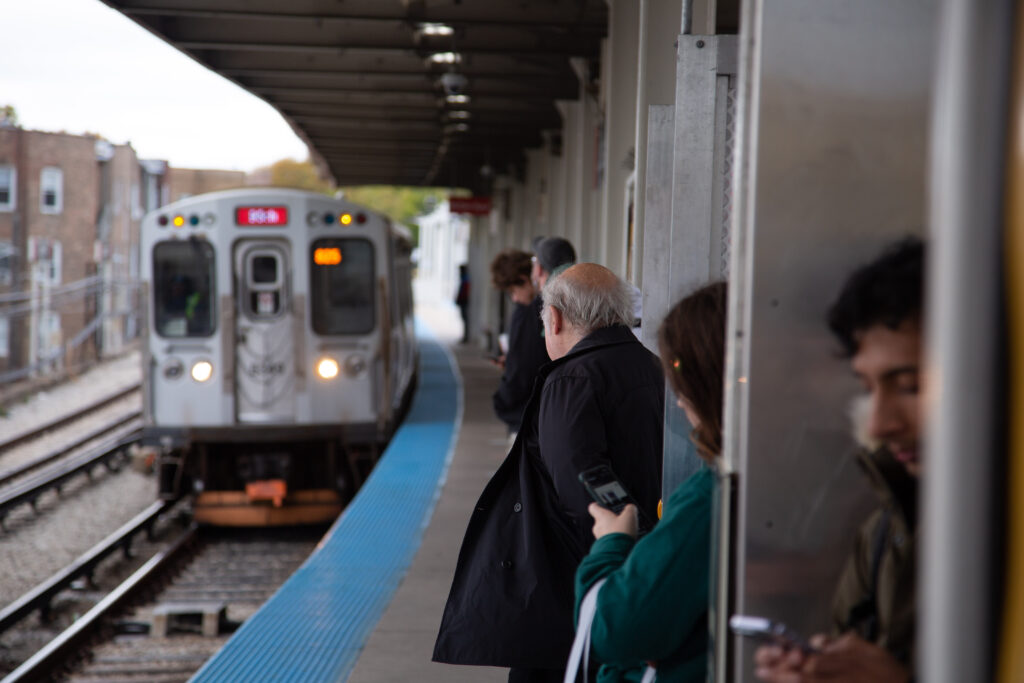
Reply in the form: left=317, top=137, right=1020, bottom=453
left=311, top=238, right=375, bottom=334
left=153, top=240, right=216, bottom=337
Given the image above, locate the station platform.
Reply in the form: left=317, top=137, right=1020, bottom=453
left=346, top=341, right=509, bottom=683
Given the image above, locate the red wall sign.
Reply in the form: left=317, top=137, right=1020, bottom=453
left=449, top=197, right=492, bottom=215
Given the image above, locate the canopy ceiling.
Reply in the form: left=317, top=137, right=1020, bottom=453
left=102, top=0, right=608, bottom=193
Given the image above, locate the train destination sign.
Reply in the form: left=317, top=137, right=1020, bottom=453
left=236, top=206, right=289, bottom=226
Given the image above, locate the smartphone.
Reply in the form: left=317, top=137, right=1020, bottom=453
left=578, top=464, right=653, bottom=533
left=728, top=615, right=817, bottom=653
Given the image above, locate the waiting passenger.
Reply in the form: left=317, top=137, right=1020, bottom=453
left=571, top=282, right=725, bottom=683
left=490, top=249, right=550, bottom=433
left=455, top=264, right=471, bottom=344
left=434, top=263, right=664, bottom=683
left=754, top=238, right=924, bottom=683
left=531, top=236, right=577, bottom=289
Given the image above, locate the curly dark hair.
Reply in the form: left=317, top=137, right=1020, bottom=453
left=658, top=281, right=727, bottom=462
left=826, top=237, right=925, bottom=358
left=489, top=249, right=532, bottom=290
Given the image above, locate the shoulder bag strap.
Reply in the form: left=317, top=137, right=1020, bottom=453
left=564, top=578, right=608, bottom=683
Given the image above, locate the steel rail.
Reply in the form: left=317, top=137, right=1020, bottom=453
left=0, top=523, right=199, bottom=683
left=0, top=430, right=142, bottom=529
left=0, top=412, right=142, bottom=489
left=0, top=383, right=141, bottom=454
left=0, top=500, right=175, bottom=634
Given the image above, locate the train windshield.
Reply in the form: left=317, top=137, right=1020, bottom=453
left=311, top=238, right=375, bottom=334
left=152, top=239, right=216, bottom=337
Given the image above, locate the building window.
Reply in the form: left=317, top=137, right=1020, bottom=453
left=0, top=316, right=8, bottom=358
left=0, top=166, right=15, bottom=211
left=0, top=241, right=13, bottom=287
left=40, top=167, right=63, bottom=214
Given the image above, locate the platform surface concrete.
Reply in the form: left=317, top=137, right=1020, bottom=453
left=349, top=291, right=509, bottom=683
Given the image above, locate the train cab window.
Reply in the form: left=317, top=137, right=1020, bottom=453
left=252, top=255, right=278, bottom=284
left=243, top=250, right=285, bottom=319
left=153, top=240, right=216, bottom=338
left=311, top=238, right=375, bottom=335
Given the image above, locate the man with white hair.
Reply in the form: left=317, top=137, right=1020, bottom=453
left=435, top=263, right=665, bottom=682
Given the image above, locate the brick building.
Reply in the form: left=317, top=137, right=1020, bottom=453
left=0, top=125, right=167, bottom=380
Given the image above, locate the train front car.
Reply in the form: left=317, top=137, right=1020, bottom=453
left=140, top=188, right=415, bottom=525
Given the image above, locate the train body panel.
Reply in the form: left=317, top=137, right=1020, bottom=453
left=140, top=188, right=416, bottom=525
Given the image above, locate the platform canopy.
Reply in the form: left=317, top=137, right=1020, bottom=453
left=101, top=0, right=608, bottom=192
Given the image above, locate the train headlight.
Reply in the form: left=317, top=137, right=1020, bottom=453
left=316, top=357, right=340, bottom=380
left=344, top=354, right=367, bottom=377
left=191, top=360, right=214, bottom=383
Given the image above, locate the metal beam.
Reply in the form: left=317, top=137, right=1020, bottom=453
left=114, top=3, right=607, bottom=29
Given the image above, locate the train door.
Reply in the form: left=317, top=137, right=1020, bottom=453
left=233, top=240, right=295, bottom=423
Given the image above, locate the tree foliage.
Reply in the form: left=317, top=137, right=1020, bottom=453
left=256, top=158, right=334, bottom=194
left=0, top=104, right=18, bottom=127
left=252, top=158, right=444, bottom=244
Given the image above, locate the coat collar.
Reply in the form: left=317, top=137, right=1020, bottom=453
left=559, top=325, right=639, bottom=359
left=856, top=447, right=918, bottom=528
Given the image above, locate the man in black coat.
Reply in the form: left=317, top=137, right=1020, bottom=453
left=434, top=263, right=665, bottom=682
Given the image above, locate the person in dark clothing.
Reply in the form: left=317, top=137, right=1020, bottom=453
left=755, top=238, right=924, bottom=683
left=531, top=236, right=576, bottom=290
left=490, top=249, right=550, bottom=432
left=434, top=263, right=665, bottom=682
left=455, top=264, right=471, bottom=343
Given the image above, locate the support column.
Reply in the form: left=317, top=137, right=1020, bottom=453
left=632, top=0, right=682, bottom=287
left=600, top=0, right=640, bottom=276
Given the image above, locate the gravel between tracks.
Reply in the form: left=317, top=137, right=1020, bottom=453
left=0, top=465, right=156, bottom=606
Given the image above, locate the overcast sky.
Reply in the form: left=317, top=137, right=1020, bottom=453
left=1, top=0, right=309, bottom=171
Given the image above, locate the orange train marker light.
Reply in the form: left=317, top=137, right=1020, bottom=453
left=314, top=247, right=342, bottom=265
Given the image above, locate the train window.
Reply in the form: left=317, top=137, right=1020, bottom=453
left=153, top=239, right=216, bottom=338
left=252, top=255, right=278, bottom=284
left=243, top=249, right=285, bottom=319
left=311, top=238, right=375, bottom=335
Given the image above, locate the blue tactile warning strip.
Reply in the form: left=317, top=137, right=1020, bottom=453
left=190, top=324, right=461, bottom=683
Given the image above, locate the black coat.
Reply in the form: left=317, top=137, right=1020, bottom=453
left=493, top=296, right=550, bottom=429
left=434, top=325, right=665, bottom=669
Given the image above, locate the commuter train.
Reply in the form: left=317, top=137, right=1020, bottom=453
left=139, top=188, right=417, bottom=525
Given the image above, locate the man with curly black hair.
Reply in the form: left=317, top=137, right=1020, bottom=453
left=756, top=237, right=923, bottom=683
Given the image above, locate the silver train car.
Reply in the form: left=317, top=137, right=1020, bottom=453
left=140, top=188, right=417, bottom=525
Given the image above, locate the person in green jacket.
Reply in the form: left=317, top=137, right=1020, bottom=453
left=574, top=281, right=726, bottom=683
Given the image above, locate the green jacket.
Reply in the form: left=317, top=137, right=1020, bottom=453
left=575, top=467, right=713, bottom=683
left=830, top=448, right=917, bottom=669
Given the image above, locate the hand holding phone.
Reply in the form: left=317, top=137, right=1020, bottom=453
left=578, top=464, right=653, bottom=535
left=729, top=615, right=818, bottom=654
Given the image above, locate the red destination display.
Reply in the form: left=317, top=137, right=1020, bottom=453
left=235, top=206, right=289, bottom=226
left=449, top=197, right=492, bottom=215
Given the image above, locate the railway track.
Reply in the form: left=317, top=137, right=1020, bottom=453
left=0, top=384, right=141, bottom=455
left=1, top=523, right=325, bottom=682
left=0, top=381, right=144, bottom=530
left=0, top=426, right=142, bottom=531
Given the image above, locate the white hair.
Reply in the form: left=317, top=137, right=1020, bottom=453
left=541, top=268, right=635, bottom=335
